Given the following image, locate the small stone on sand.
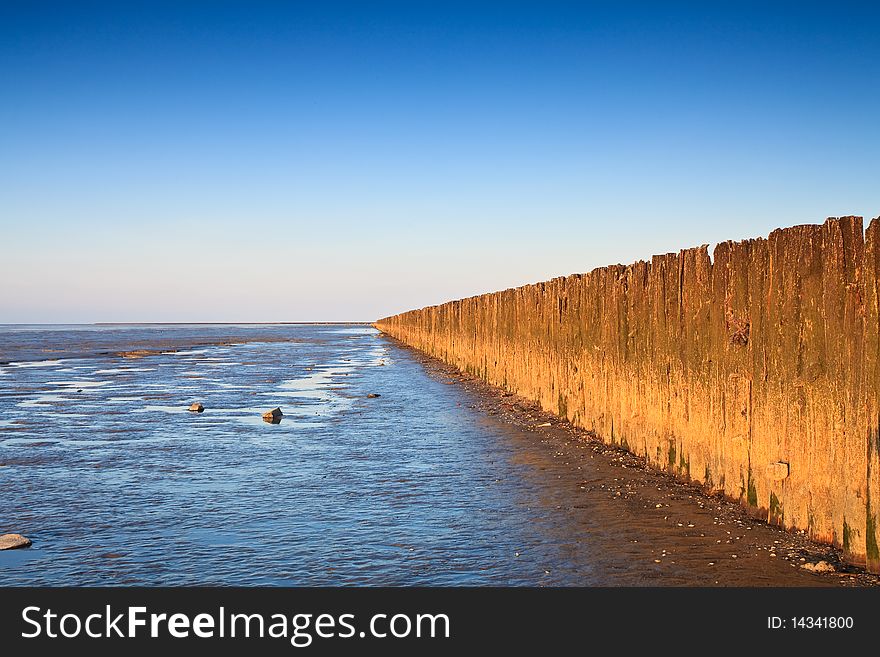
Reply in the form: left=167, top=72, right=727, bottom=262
left=801, top=560, right=835, bottom=573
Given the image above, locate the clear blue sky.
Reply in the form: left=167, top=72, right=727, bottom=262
left=2, top=1, right=878, bottom=322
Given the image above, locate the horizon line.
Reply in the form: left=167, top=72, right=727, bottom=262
left=0, top=321, right=375, bottom=326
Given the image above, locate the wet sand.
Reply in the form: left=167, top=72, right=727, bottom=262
left=398, top=341, right=880, bottom=587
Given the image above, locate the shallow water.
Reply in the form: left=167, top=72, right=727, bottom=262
left=0, top=324, right=855, bottom=585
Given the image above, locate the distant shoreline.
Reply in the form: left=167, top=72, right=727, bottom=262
left=93, top=321, right=373, bottom=326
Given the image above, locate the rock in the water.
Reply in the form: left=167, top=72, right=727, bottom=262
left=117, top=350, right=153, bottom=359
left=262, top=408, right=283, bottom=423
left=0, top=533, right=31, bottom=550
left=189, top=402, right=204, bottom=413
left=801, top=560, right=835, bottom=573
left=367, top=393, right=381, bottom=398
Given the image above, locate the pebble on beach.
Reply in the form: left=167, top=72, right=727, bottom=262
left=801, top=560, right=835, bottom=573
left=0, top=534, right=32, bottom=550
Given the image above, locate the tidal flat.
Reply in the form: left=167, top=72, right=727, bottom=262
left=0, top=324, right=874, bottom=585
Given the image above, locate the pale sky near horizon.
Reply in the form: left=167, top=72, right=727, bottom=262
left=2, top=2, right=878, bottom=323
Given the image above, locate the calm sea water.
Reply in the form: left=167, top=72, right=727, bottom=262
left=0, top=324, right=849, bottom=586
